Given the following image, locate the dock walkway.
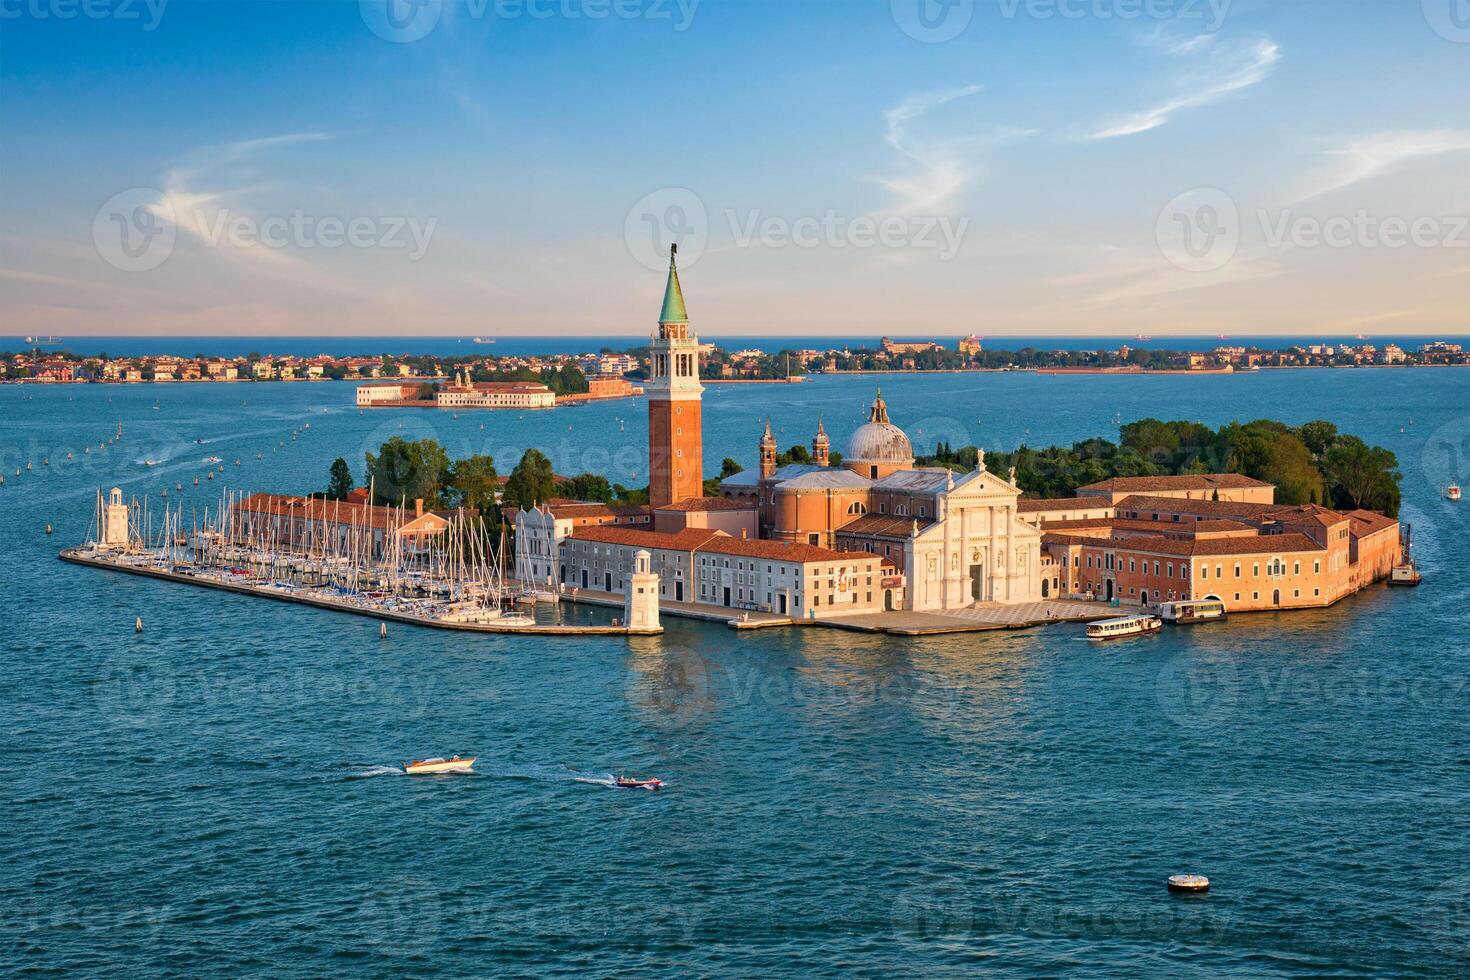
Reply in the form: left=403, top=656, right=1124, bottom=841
left=60, top=549, right=660, bottom=636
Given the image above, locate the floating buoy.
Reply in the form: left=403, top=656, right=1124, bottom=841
left=379, top=622, right=388, bottom=639
left=176, top=483, right=183, bottom=492
left=208, top=472, right=214, bottom=481
left=1167, top=875, right=1209, bottom=893
left=45, top=523, right=52, bottom=535
left=42, top=457, right=48, bottom=465
left=135, top=616, right=143, bottom=633
left=194, top=478, right=199, bottom=486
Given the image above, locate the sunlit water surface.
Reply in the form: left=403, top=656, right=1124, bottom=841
left=2, top=368, right=1466, bottom=976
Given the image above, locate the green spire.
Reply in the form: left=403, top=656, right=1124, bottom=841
left=659, top=243, right=688, bottom=323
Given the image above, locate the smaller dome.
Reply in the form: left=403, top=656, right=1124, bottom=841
left=845, top=390, right=913, bottom=464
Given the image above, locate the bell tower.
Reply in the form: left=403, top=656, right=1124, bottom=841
left=812, top=417, right=830, bottom=467
left=646, top=244, right=704, bottom=508
left=759, top=419, right=777, bottom=480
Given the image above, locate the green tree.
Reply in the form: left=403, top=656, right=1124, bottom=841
left=720, top=458, right=743, bottom=478
left=1299, top=420, right=1339, bottom=458
left=558, top=472, right=614, bottom=503
left=365, top=437, right=451, bottom=507
left=503, top=448, right=556, bottom=511
left=448, top=454, right=499, bottom=511
left=326, top=457, right=354, bottom=500
left=1324, top=437, right=1401, bottom=516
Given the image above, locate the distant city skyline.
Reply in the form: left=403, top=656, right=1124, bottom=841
left=2, top=1, right=1467, bottom=337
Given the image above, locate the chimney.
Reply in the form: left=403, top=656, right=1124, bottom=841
left=741, top=528, right=748, bottom=539
left=414, top=498, right=424, bottom=517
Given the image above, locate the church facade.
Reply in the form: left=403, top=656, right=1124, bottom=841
left=720, top=391, right=1044, bottom=612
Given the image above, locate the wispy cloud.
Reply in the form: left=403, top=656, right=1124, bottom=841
left=875, top=85, right=985, bottom=214
left=1087, top=36, right=1280, bottom=140
left=1296, top=129, right=1470, bottom=201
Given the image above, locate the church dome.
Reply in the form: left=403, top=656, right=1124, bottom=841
left=845, top=390, right=913, bottom=464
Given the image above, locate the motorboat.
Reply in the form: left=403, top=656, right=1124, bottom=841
left=1448, top=484, right=1462, bottom=502
left=614, top=776, right=663, bottom=790
left=405, top=756, right=475, bottom=774
left=203, top=455, right=222, bottom=464
left=1086, top=614, right=1162, bottom=641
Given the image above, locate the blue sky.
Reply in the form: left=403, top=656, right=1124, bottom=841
left=1, top=0, right=1467, bottom=337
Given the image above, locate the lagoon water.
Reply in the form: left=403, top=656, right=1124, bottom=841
left=2, top=368, right=1467, bottom=975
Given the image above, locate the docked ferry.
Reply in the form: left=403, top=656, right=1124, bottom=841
left=1086, top=614, right=1162, bottom=641
left=1157, top=599, right=1227, bottom=624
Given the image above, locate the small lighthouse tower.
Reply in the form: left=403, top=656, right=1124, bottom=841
left=624, top=549, right=662, bottom=633
left=102, top=487, right=129, bottom=549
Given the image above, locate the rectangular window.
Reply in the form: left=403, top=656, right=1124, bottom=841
left=1253, top=563, right=1260, bottom=576
left=1293, top=561, right=1301, bottom=575
left=1234, top=564, right=1241, bottom=577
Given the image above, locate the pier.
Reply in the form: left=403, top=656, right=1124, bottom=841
left=59, top=549, right=659, bottom=636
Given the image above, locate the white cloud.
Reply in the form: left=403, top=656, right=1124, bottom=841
left=1088, top=36, right=1280, bottom=140
left=1297, top=130, right=1470, bottom=201
left=875, top=85, right=985, bottom=214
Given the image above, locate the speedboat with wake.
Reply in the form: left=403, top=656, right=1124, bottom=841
left=614, top=775, right=663, bottom=790
left=405, top=755, right=475, bottom=774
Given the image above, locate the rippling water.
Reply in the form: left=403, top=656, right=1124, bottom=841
left=2, top=369, right=1466, bottom=975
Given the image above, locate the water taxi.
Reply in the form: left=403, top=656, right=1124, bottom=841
left=1086, top=614, right=1162, bottom=641
left=1447, top=484, right=1462, bottom=502
left=1157, top=599, right=1227, bottom=624
left=405, top=755, right=475, bottom=775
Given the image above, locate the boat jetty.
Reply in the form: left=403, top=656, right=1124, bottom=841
left=59, top=487, right=662, bottom=636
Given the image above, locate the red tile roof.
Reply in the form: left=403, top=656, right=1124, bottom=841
left=569, top=526, right=724, bottom=551
left=1017, top=497, right=1115, bottom=512
left=656, top=496, right=758, bottom=513
left=836, top=514, right=935, bottom=538
left=699, top=536, right=879, bottom=564
left=1079, top=473, right=1272, bottom=493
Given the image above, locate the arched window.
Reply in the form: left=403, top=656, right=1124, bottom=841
left=847, top=502, right=867, bottom=515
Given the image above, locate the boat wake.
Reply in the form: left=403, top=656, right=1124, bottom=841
left=348, top=765, right=406, bottom=778
left=489, top=764, right=617, bottom=787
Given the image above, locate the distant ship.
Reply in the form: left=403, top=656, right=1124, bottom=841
left=1135, top=334, right=1152, bottom=342
left=24, top=335, right=61, bottom=346
left=473, top=337, right=496, bottom=344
